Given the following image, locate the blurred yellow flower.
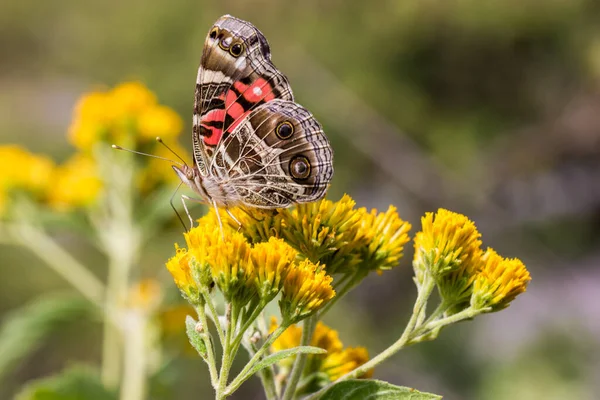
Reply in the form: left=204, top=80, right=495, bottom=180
left=166, top=246, right=200, bottom=304
left=471, top=248, right=531, bottom=311
left=138, top=105, right=183, bottom=141
left=281, top=195, right=367, bottom=274
left=48, top=154, right=103, bottom=211
left=110, top=82, right=157, bottom=116
left=250, top=237, right=298, bottom=301
left=413, top=208, right=482, bottom=281
left=270, top=318, right=370, bottom=383
left=280, top=260, right=335, bottom=321
left=0, top=145, right=54, bottom=215
left=322, top=347, right=372, bottom=380
left=68, top=81, right=181, bottom=152
left=127, top=279, right=163, bottom=311
left=358, top=205, right=411, bottom=274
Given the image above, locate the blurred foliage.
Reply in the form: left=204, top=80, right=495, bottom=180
left=16, top=366, right=116, bottom=400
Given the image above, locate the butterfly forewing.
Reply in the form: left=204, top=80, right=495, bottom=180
left=193, top=15, right=294, bottom=175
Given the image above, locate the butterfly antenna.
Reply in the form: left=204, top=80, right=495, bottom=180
left=156, top=137, right=188, bottom=166
left=111, top=144, right=184, bottom=167
left=170, top=182, right=189, bottom=231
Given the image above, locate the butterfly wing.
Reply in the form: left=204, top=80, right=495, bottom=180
left=193, top=15, right=294, bottom=175
left=210, top=99, right=334, bottom=208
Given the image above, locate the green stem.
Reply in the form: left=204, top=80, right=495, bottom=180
left=195, top=304, right=219, bottom=388
left=120, top=312, right=148, bottom=400
left=96, top=148, right=140, bottom=390
left=306, top=277, right=437, bottom=400
left=241, top=337, right=278, bottom=400
left=229, top=301, right=264, bottom=358
left=281, top=316, right=316, bottom=400
left=216, top=302, right=234, bottom=400
left=225, top=325, right=288, bottom=396
left=420, top=301, right=449, bottom=327
left=410, top=306, right=486, bottom=340
left=203, top=290, right=226, bottom=347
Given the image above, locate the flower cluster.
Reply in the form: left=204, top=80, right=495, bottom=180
left=213, top=195, right=412, bottom=280
left=166, top=215, right=335, bottom=322
left=1, top=82, right=185, bottom=218
left=0, top=145, right=54, bottom=216
left=165, top=197, right=530, bottom=397
left=69, top=82, right=182, bottom=151
left=413, top=208, right=531, bottom=312
left=270, top=318, right=372, bottom=386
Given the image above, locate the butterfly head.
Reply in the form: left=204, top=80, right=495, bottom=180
left=172, top=164, right=210, bottom=202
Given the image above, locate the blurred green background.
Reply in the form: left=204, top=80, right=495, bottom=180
left=2, top=0, right=600, bottom=399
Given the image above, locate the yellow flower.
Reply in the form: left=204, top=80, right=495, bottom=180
left=358, top=205, right=411, bottom=274
left=322, top=347, right=372, bottom=380
left=471, top=248, right=531, bottom=311
left=48, top=154, right=103, bottom=211
left=213, top=207, right=283, bottom=244
left=270, top=318, right=370, bottom=383
left=138, top=105, right=183, bottom=141
left=207, top=230, right=254, bottom=303
left=280, top=260, right=335, bottom=321
left=183, top=222, right=222, bottom=289
left=280, top=195, right=367, bottom=274
left=250, top=237, right=298, bottom=301
left=166, top=245, right=200, bottom=304
left=0, top=145, right=54, bottom=215
left=413, top=209, right=482, bottom=282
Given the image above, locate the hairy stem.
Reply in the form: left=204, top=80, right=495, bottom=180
left=225, top=325, right=288, bottom=396
left=195, top=304, right=219, bottom=388
left=281, top=315, right=316, bottom=400
left=306, top=277, right=436, bottom=400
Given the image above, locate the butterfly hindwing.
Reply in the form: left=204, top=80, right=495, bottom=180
left=193, top=15, right=293, bottom=175
left=211, top=99, right=333, bottom=208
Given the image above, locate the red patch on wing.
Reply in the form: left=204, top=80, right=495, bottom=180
left=235, top=78, right=275, bottom=103
left=202, top=108, right=226, bottom=123
left=200, top=109, right=226, bottom=146
left=225, top=90, right=245, bottom=120
left=200, top=77, right=279, bottom=145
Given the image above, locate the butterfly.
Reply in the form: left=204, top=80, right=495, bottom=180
left=173, top=15, right=334, bottom=228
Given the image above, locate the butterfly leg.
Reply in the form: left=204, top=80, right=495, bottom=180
left=210, top=199, right=226, bottom=240
left=180, top=195, right=196, bottom=230
left=225, top=209, right=242, bottom=231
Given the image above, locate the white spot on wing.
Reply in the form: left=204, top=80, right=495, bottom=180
left=200, top=70, right=233, bottom=84
left=253, top=87, right=262, bottom=96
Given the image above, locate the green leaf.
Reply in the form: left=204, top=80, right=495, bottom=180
left=247, top=346, right=326, bottom=378
left=15, top=365, right=116, bottom=400
left=319, top=379, right=442, bottom=400
left=185, top=315, right=208, bottom=360
left=0, top=294, right=94, bottom=382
